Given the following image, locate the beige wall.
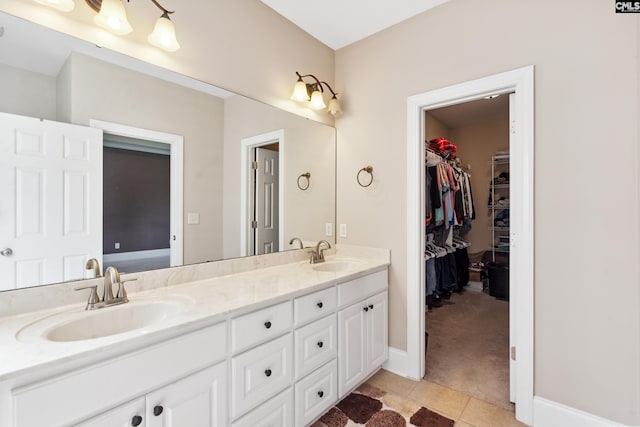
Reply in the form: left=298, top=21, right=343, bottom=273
left=335, top=0, right=639, bottom=424
left=0, top=0, right=335, bottom=126
left=449, top=118, right=508, bottom=252
left=424, top=112, right=450, bottom=141
left=0, top=63, right=56, bottom=119
left=62, top=53, right=225, bottom=265
left=222, top=95, right=336, bottom=258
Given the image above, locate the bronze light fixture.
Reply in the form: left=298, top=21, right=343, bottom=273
left=291, top=72, right=341, bottom=115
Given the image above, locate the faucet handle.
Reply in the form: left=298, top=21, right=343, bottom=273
left=116, top=278, right=138, bottom=299
left=74, top=285, right=101, bottom=310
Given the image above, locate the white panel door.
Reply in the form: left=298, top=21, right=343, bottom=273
left=338, top=302, right=367, bottom=397
left=147, top=362, right=227, bottom=427
left=366, top=291, right=388, bottom=371
left=0, top=112, right=102, bottom=290
left=254, top=147, right=279, bottom=255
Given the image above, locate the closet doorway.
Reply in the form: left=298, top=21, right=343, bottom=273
left=423, top=95, right=511, bottom=410
left=405, top=66, right=534, bottom=425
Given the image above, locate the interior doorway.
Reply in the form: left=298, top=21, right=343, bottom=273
left=405, top=66, right=534, bottom=425
left=239, top=130, right=285, bottom=257
left=422, top=95, right=512, bottom=410
left=90, top=120, right=184, bottom=271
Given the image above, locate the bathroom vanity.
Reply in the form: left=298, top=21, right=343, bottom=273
left=0, top=247, right=389, bottom=426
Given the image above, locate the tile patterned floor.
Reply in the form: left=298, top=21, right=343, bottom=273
left=364, top=369, right=527, bottom=427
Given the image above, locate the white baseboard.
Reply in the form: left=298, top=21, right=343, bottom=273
left=533, top=397, right=625, bottom=427
left=382, top=347, right=409, bottom=378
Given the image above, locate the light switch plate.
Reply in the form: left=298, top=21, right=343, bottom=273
left=325, top=223, right=333, bottom=236
left=187, top=212, right=200, bottom=225
left=339, top=224, right=347, bottom=238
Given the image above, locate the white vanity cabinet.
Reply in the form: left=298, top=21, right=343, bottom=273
left=77, top=362, right=227, bottom=427
left=9, top=323, right=227, bottom=427
left=2, top=262, right=389, bottom=427
left=337, top=270, right=389, bottom=397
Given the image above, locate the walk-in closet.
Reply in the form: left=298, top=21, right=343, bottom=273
left=422, top=94, right=513, bottom=411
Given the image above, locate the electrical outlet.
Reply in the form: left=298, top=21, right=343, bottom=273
left=114, top=242, right=120, bottom=249
left=339, top=224, right=347, bottom=238
left=325, top=223, right=333, bottom=236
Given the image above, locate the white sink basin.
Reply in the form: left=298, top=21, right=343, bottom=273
left=17, top=297, right=191, bottom=343
left=312, top=259, right=365, bottom=272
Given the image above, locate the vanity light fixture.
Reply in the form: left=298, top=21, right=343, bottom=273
left=34, top=0, right=180, bottom=52
left=292, top=72, right=341, bottom=115
left=35, top=0, right=76, bottom=12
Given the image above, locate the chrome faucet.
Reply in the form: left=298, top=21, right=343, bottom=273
left=289, top=237, right=304, bottom=249
left=310, top=240, right=331, bottom=264
left=75, top=266, right=137, bottom=310
left=85, top=258, right=102, bottom=278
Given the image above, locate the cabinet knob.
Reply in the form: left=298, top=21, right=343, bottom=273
left=363, top=307, right=369, bottom=312
left=131, top=415, right=143, bottom=426
left=153, top=405, right=163, bottom=416
left=317, top=302, right=323, bottom=308
left=317, top=341, right=324, bottom=348
left=264, top=321, right=272, bottom=329
left=318, top=390, right=324, bottom=398
left=265, top=368, right=272, bottom=377
left=369, top=304, right=374, bottom=309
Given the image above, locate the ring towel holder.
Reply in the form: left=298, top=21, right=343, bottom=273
left=297, top=172, right=311, bottom=190
left=357, top=166, right=374, bottom=187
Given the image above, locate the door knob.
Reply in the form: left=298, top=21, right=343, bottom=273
left=1, top=248, right=13, bottom=257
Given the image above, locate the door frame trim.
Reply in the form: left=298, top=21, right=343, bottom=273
left=90, top=120, right=184, bottom=266
left=405, top=66, right=534, bottom=424
left=239, top=129, right=285, bottom=256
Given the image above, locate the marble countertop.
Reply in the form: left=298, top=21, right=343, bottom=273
left=0, top=251, right=389, bottom=381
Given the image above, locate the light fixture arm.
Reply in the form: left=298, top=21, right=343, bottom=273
left=295, top=71, right=339, bottom=97
left=84, top=0, right=174, bottom=15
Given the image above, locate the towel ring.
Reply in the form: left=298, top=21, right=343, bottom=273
left=357, top=166, right=374, bottom=187
left=297, top=172, right=311, bottom=190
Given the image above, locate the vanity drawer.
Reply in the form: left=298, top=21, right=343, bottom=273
left=294, top=314, right=337, bottom=380
left=232, top=388, right=293, bottom=427
left=231, top=301, right=292, bottom=352
left=294, top=359, right=337, bottom=427
left=231, top=333, right=293, bottom=418
left=337, top=270, right=388, bottom=308
left=12, top=322, right=227, bottom=427
left=294, top=286, right=336, bottom=326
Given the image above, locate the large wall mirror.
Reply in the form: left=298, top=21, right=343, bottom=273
left=0, top=12, right=336, bottom=292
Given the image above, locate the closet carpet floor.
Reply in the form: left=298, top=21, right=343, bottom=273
left=425, top=289, right=512, bottom=411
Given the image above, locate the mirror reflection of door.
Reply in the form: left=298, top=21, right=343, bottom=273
left=250, top=145, right=279, bottom=255
left=102, top=136, right=171, bottom=273
left=0, top=112, right=102, bottom=290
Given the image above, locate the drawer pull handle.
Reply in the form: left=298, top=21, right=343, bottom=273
left=317, top=302, right=323, bottom=308
left=318, top=390, right=324, bottom=398
left=131, top=415, right=143, bottom=426
left=153, top=405, right=163, bottom=416
left=265, top=369, right=272, bottom=377
left=317, top=341, right=324, bottom=348
left=369, top=304, right=374, bottom=309
left=264, top=321, right=272, bottom=329
left=363, top=307, right=369, bottom=312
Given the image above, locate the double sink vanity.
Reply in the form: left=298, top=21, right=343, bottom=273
left=0, top=246, right=389, bottom=426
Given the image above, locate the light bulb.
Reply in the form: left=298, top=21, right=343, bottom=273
left=94, top=0, right=132, bottom=36
left=291, top=80, right=309, bottom=102
left=327, top=96, right=341, bottom=115
left=148, top=14, right=180, bottom=52
left=309, top=90, right=326, bottom=110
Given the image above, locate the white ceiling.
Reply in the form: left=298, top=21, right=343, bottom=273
left=260, top=0, right=449, bottom=50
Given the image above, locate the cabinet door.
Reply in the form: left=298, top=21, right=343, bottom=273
left=75, top=398, right=145, bottom=427
left=366, top=291, right=388, bottom=372
left=338, top=302, right=367, bottom=397
left=146, top=362, right=227, bottom=427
